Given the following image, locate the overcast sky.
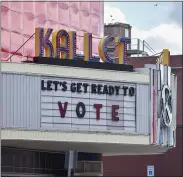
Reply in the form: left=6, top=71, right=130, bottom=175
left=104, top=2, right=182, bottom=55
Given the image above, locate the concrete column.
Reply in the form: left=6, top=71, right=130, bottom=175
left=65, top=151, right=78, bottom=177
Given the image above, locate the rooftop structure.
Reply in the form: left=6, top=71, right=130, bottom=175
left=104, top=22, right=157, bottom=57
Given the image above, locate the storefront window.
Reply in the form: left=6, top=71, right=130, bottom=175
left=1, top=147, right=66, bottom=175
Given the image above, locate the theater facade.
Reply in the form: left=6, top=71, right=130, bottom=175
left=0, top=27, right=177, bottom=177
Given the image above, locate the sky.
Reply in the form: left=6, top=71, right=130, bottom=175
left=104, top=2, right=182, bottom=55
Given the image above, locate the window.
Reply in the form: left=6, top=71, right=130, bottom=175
left=125, top=28, right=129, bottom=37
left=113, top=27, right=120, bottom=35
left=1, top=147, right=65, bottom=175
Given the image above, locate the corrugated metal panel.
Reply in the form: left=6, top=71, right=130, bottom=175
left=136, top=84, right=150, bottom=134
left=2, top=73, right=41, bottom=129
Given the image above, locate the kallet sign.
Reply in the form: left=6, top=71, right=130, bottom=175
left=35, top=28, right=130, bottom=64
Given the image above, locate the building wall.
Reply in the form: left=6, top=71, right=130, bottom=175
left=103, top=55, right=183, bottom=176
left=1, top=1, right=104, bottom=62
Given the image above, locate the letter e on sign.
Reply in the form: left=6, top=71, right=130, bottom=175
left=112, top=105, right=119, bottom=121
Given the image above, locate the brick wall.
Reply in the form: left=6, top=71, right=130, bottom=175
left=103, top=55, right=183, bottom=176
left=103, top=127, right=182, bottom=176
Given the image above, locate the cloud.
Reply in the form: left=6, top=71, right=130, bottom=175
left=132, top=24, right=182, bottom=55
left=104, top=5, right=126, bottom=24
left=104, top=4, right=182, bottom=55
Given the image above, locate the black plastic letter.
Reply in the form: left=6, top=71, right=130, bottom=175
left=76, top=102, right=86, bottom=118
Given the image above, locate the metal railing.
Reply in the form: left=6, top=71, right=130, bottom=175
left=129, top=38, right=157, bottom=56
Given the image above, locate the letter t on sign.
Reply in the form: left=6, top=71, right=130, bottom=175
left=58, top=101, right=68, bottom=118
left=94, top=104, right=103, bottom=120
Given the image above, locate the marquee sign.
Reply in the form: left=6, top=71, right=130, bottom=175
left=41, top=77, right=136, bottom=132
left=149, top=63, right=177, bottom=147
left=35, top=28, right=130, bottom=65
left=161, top=84, right=172, bottom=127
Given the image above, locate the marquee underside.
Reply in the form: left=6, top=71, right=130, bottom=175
left=1, top=129, right=168, bottom=154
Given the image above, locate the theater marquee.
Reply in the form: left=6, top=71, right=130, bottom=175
left=41, top=77, right=136, bottom=132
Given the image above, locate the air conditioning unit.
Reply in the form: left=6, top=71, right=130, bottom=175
left=74, top=161, right=103, bottom=176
